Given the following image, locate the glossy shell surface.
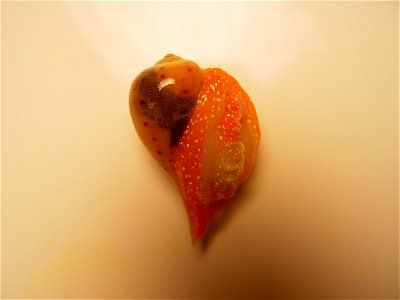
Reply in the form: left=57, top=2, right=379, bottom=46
left=129, top=54, right=260, bottom=242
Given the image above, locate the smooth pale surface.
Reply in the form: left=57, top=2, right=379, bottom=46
left=2, top=2, right=398, bottom=298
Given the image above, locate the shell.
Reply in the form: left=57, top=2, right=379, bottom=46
left=129, top=54, right=260, bottom=242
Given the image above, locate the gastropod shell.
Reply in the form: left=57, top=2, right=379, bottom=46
left=129, top=54, right=260, bottom=242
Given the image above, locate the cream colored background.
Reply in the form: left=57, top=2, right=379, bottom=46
left=2, top=1, right=398, bottom=298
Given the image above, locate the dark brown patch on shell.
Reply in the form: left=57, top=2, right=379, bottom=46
left=133, top=69, right=197, bottom=146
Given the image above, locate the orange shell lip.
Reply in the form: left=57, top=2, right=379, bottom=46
left=174, top=68, right=260, bottom=241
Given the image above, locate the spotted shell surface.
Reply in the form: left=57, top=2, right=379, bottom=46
left=129, top=54, right=260, bottom=242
